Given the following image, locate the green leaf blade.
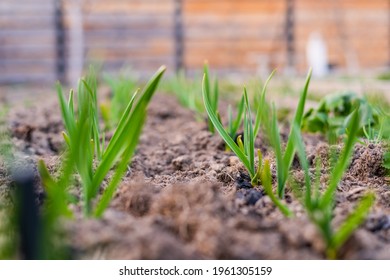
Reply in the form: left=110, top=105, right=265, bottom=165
left=332, top=193, right=374, bottom=252
left=202, top=73, right=252, bottom=177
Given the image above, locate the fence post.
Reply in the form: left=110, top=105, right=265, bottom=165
left=174, top=0, right=184, bottom=72
left=54, top=0, right=66, bottom=83
left=285, top=0, right=295, bottom=73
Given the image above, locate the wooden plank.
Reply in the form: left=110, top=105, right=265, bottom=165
left=0, top=74, right=56, bottom=84
left=85, top=46, right=173, bottom=58
left=296, top=0, right=388, bottom=9
left=96, top=59, right=174, bottom=73
left=184, top=14, right=284, bottom=25
left=0, top=64, right=56, bottom=79
left=0, top=15, right=54, bottom=27
left=85, top=0, right=174, bottom=14
left=185, top=40, right=275, bottom=50
left=84, top=29, right=173, bottom=38
left=0, top=36, right=55, bottom=45
left=0, top=59, right=55, bottom=67
left=184, top=0, right=285, bottom=13
left=0, top=29, right=56, bottom=37
left=83, top=19, right=173, bottom=30
left=0, top=4, right=54, bottom=15
left=184, top=28, right=281, bottom=39
left=0, top=49, right=56, bottom=60
left=84, top=40, right=173, bottom=51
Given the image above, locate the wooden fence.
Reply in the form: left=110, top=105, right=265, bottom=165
left=0, top=0, right=389, bottom=84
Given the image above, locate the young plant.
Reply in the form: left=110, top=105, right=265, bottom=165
left=292, top=108, right=374, bottom=259
left=163, top=70, right=204, bottom=120
left=80, top=67, right=103, bottom=160
left=203, top=69, right=293, bottom=217
left=168, top=64, right=242, bottom=137
left=209, top=67, right=274, bottom=146
left=226, top=95, right=245, bottom=140
left=303, top=92, right=380, bottom=143
left=203, top=64, right=219, bottom=133
left=384, top=147, right=390, bottom=165
left=38, top=151, right=74, bottom=258
left=360, top=105, right=390, bottom=145
left=39, top=66, right=166, bottom=218
left=0, top=108, right=68, bottom=259
left=101, top=73, right=138, bottom=131
left=260, top=70, right=312, bottom=199
left=260, top=159, right=293, bottom=217
left=384, top=147, right=390, bottom=180
left=203, top=75, right=258, bottom=183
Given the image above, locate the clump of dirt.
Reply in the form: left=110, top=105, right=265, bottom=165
left=73, top=182, right=324, bottom=259
left=111, top=182, right=159, bottom=217
left=310, top=142, right=387, bottom=183
left=150, top=183, right=230, bottom=257
left=349, top=143, right=387, bottom=182
left=8, top=99, right=64, bottom=156
left=68, top=209, right=199, bottom=260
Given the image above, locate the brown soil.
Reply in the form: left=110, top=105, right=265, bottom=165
left=1, top=92, right=390, bottom=259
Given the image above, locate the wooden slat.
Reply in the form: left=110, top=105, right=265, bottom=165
left=184, top=0, right=286, bottom=13
left=85, top=0, right=174, bottom=14
left=0, top=63, right=56, bottom=82
left=0, top=3, right=54, bottom=15
left=0, top=74, right=56, bottom=84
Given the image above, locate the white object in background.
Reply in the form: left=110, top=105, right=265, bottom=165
left=306, top=32, right=329, bottom=77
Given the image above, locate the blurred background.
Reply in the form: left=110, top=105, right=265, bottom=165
left=1, top=0, right=390, bottom=85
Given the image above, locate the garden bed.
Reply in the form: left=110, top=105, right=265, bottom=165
left=2, top=88, right=390, bottom=260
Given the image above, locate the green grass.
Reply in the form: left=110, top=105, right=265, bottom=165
left=39, top=66, right=166, bottom=218
left=377, top=71, right=390, bottom=81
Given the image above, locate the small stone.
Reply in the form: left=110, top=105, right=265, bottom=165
left=172, top=155, right=192, bottom=171
left=210, top=163, right=224, bottom=172
left=245, top=189, right=263, bottom=205
left=229, top=156, right=240, bottom=166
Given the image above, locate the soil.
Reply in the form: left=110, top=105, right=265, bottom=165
left=1, top=91, right=390, bottom=260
